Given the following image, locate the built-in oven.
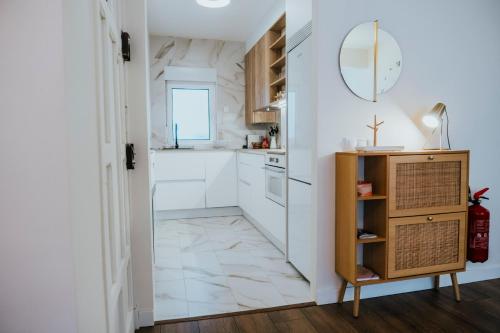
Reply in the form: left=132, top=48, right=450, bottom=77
left=265, top=153, right=286, bottom=207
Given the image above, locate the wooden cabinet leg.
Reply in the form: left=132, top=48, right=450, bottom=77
left=353, top=286, right=361, bottom=318
left=338, top=280, right=348, bottom=304
left=433, top=275, right=440, bottom=290
left=450, top=273, right=461, bottom=302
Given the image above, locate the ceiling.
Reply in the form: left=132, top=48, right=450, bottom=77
left=148, top=0, right=282, bottom=42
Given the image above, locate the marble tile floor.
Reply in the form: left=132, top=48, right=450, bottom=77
left=153, top=215, right=312, bottom=321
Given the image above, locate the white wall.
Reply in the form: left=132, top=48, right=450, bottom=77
left=0, top=1, right=77, bottom=332
left=124, top=0, right=155, bottom=327
left=286, top=0, right=312, bottom=38
left=245, top=0, right=285, bottom=51
left=313, top=0, right=500, bottom=304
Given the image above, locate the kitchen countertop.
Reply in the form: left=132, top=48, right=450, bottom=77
left=238, top=149, right=286, bottom=155
left=152, top=147, right=238, bottom=152
left=151, top=147, right=286, bottom=155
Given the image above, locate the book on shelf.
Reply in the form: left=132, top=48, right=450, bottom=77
left=357, top=228, right=378, bottom=239
left=356, top=265, right=380, bottom=282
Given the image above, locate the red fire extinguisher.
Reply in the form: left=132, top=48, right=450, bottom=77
left=468, top=188, right=490, bottom=263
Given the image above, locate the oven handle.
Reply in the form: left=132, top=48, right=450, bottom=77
left=265, top=166, right=286, bottom=174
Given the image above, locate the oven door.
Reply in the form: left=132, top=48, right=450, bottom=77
left=265, top=165, right=286, bottom=206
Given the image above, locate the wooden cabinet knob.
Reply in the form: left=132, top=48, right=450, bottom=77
left=428, top=155, right=435, bottom=160
left=427, top=216, right=434, bottom=221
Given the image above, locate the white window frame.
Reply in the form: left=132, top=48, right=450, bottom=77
left=165, top=80, right=216, bottom=147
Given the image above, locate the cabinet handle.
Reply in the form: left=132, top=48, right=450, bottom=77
left=239, top=179, right=251, bottom=186
left=428, top=155, right=435, bottom=161
left=427, top=216, right=434, bottom=221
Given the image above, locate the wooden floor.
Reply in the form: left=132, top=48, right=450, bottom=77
left=137, top=279, right=500, bottom=333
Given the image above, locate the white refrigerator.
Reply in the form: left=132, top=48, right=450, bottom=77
left=287, top=33, right=313, bottom=281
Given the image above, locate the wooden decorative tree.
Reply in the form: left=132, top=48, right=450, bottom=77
left=367, top=115, right=384, bottom=147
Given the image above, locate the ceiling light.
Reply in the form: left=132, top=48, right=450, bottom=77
left=196, top=0, right=231, bottom=8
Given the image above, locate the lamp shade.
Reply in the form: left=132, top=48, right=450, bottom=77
left=423, top=102, right=446, bottom=128
left=196, top=0, right=231, bottom=8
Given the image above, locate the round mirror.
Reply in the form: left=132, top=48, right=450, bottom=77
left=339, top=21, right=402, bottom=102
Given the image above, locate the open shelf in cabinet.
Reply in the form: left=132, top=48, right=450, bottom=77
left=270, top=76, right=286, bottom=88
left=357, top=194, right=386, bottom=201
left=357, top=237, right=386, bottom=244
left=269, top=34, right=286, bottom=50
left=356, top=242, right=387, bottom=282
left=270, top=54, right=286, bottom=70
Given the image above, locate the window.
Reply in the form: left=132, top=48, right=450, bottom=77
left=166, top=81, right=215, bottom=146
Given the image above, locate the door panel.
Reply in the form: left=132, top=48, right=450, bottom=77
left=387, top=213, right=466, bottom=278
left=95, top=1, right=133, bottom=332
left=389, top=153, right=468, bottom=217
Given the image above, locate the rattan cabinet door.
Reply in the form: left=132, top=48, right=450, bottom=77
left=388, top=213, right=466, bottom=278
left=389, top=153, right=468, bottom=217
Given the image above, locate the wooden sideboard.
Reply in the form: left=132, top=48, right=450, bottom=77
left=335, top=150, right=469, bottom=317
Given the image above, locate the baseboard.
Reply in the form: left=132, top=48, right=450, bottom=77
left=135, top=308, right=154, bottom=329
left=155, top=207, right=242, bottom=220
left=243, top=211, right=285, bottom=253
left=316, top=263, right=500, bottom=305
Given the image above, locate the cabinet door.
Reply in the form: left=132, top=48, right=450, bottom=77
left=388, top=153, right=468, bottom=217
left=238, top=179, right=251, bottom=213
left=154, top=152, right=205, bottom=181
left=205, top=152, right=237, bottom=208
left=263, top=198, right=286, bottom=247
left=388, top=212, right=466, bottom=278
left=254, top=34, right=271, bottom=110
left=155, top=181, right=205, bottom=211
left=250, top=162, right=266, bottom=224
left=244, top=47, right=255, bottom=125
left=288, top=179, right=312, bottom=280
left=238, top=153, right=265, bottom=221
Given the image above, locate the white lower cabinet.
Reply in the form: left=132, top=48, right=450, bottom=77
left=238, top=179, right=251, bottom=212
left=238, top=152, right=286, bottom=250
left=238, top=153, right=266, bottom=222
left=154, top=181, right=206, bottom=211
left=205, top=151, right=237, bottom=208
left=154, top=151, right=237, bottom=211
left=263, top=198, right=286, bottom=245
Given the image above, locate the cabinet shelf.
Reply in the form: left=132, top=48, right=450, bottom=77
left=357, top=194, right=386, bottom=201
left=270, top=55, right=286, bottom=70
left=269, top=34, right=286, bottom=50
left=357, top=237, right=386, bottom=244
left=270, top=76, right=286, bottom=88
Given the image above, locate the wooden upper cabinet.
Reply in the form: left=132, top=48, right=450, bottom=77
left=388, top=153, right=469, bottom=217
left=253, top=33, right=271, bottom=110
left=244, top=15, right=285, bottom=125
left=244, top=47, right=255, bottom=125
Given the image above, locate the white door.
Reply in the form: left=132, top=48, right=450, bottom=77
left=95, top=0, right=134, bottom=332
